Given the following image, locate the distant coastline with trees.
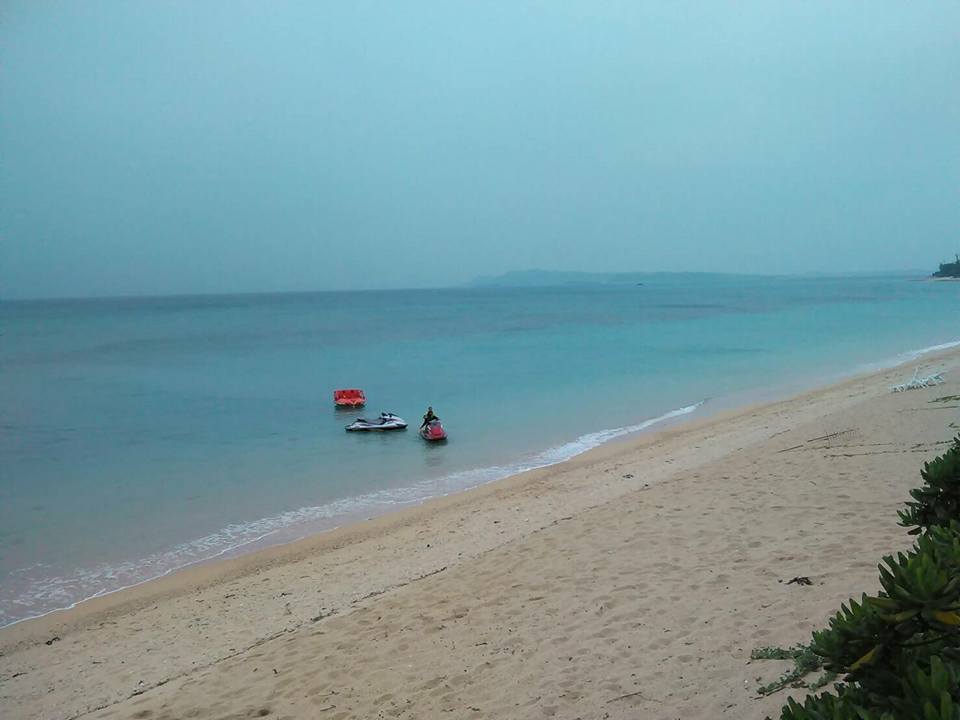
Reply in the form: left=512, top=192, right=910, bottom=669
left=933, top=255, right=960, bottom=278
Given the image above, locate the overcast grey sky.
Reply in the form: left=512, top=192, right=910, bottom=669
left=2, top=2, right=958, bottom=298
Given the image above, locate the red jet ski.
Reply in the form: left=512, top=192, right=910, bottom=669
left=419, top=419, right=447, bottom=442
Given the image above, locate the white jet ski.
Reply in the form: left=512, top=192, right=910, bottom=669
left=345, top=412, right=408, bottom=432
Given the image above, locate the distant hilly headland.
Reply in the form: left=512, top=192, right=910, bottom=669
left=932, top=255, right=960, bottom=279
left=468, top=270, right=764, bottom=287
left=467, top=269, right=926, bottom=288
left=469, top=270, right=650, bottom=287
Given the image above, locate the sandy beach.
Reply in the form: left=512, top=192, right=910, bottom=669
left=2, top=350, right=959, bottom=720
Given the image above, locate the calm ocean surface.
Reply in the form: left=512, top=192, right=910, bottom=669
left=1, top=274, right=957, bottom=626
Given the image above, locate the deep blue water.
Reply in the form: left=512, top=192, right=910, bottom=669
left=1, top=275, right=957, bottom=626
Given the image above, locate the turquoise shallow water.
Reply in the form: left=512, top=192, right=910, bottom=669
left=1, top=274, right=957, bottom=626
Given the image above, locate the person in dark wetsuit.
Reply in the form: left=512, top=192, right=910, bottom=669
left=420, top=406, right=438, bottom=429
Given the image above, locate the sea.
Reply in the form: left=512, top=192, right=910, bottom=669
left=1, top=274, right=957, bottom=627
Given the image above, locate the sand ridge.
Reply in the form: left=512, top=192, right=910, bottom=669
left=2, top=351, right=959, bottom=719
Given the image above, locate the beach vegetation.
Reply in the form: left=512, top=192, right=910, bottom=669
left=751, top=644, right=834, bottom=695
left=899, top=436, right=960, bottom=534
left=932, top=255, right=960, bottom=279
left=770, top=437, right=960, bottom=720
left=780, top=656, right=960, bottom=719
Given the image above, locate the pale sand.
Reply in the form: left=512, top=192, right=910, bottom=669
left=2, top=351, right=960, bottom=720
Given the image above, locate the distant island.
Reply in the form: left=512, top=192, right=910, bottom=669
left=467, top=269, right=920, bottom=288
left=468, top=270, right=753, bottom=288
left=469, top=270, right=650, bottom=287
left=932, top=255, right=960, bottom=278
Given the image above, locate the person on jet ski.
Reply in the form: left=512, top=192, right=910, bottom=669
left=420, top=406, right=438, bottom=429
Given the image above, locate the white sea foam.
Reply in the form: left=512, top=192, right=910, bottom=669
left=855, top=338, right=960, bottom=374
left=0, top=401, right=704, bottom=628
left=896, top=339, right=960, bottom=363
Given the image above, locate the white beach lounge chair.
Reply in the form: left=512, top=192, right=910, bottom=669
left=891, top=368, right=946, bottom=392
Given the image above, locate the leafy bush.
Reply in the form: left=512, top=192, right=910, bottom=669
left=900, top=436, right=960, bottom=534
left=802, top=532, right=960, bottom=718
left=812, top=525, right=960, bottom=683
left=780, top=690, right=859, bottom=720
left=780, top=656, right=960, bottom=720
left=772, top=437, right=960, bottom=719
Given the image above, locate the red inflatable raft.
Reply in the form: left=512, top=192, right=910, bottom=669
left=334, top=389, right=366, bottom=407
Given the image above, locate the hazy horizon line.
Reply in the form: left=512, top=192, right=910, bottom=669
left=0, top=268, right=938, bottom=303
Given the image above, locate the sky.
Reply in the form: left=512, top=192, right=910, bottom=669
left=1, top=2, right=959, bottom=298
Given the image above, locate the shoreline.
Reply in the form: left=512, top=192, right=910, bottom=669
left=2, top=339, right=958, bottom=637
left=1, top=344, right=955, bottom=640
left=2, top=347, right=959, bottom=718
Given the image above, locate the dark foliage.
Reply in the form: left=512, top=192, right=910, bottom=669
left=773, top=437, right=960, bottom=719
left=900, top=436, right=960, bottom=534
left=933, top=255, right=960, bottom=279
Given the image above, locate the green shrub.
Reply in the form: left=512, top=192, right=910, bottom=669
left=779, top=656, right=960, bottom=720
left=779, top=690, right=861, bottom=720
left=773, top=437, right=960, bottom=719
left=900, top=436, right=960, bottom=534
left=811, top=526, right=960, bottom=693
